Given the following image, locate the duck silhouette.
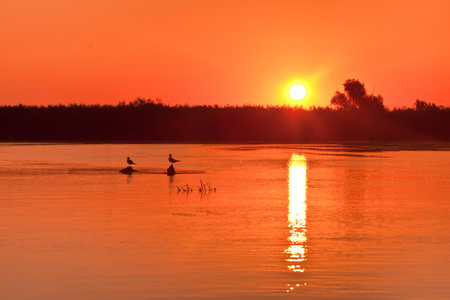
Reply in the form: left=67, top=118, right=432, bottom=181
left=127, top=157, right=136, bottom=165
left=168, top=154, right=179, bottom=164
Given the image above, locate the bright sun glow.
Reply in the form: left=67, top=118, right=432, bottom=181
left=289, top=84, right=307, bottom=100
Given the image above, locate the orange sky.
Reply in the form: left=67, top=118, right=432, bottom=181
left=1, top=0, right=450, bottom=108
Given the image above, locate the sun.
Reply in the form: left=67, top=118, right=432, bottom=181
left=289, top=84, right=307, bottom=100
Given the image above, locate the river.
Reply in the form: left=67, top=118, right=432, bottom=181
left=1, top=143, right=449, bottom=299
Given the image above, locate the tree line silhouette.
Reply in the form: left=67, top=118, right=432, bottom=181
left=1, top=79, right=449, bottom=142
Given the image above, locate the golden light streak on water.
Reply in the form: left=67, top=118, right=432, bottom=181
left=285, top=154, right=307, bottom=273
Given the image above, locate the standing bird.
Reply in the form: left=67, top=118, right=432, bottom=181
left=127, top=157, right=136, bottom=165
left=169, top=154, right=179, bottom=164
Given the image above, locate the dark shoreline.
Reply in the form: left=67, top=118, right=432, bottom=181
left=2, top=99, right=449, bottom=143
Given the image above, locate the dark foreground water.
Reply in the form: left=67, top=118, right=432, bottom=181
left=1, top=143, right=449, bottom=299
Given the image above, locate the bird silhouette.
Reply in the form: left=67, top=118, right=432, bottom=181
left=127, top=157, right=136, bottom=165
left=169, top=154, right=179, bottom=164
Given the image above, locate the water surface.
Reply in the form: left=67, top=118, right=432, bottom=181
left=1, top=143, right=449, bottom=299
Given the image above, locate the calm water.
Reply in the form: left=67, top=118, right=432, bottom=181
left=1, top=143, right=449, bottom=300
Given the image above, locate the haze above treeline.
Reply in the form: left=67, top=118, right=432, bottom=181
left=1, top=79, right=449, bottom=142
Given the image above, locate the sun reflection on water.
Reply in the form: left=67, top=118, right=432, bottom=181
left=285, top=154, right=307, bottom=274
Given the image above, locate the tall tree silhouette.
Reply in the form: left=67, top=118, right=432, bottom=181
left=331, top=79, right=386, bottom=111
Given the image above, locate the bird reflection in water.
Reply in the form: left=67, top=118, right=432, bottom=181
left=285, top=154, right=307, bottom=273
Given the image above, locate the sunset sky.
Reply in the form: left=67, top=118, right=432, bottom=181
left=1, top=0, right=450, bottom=108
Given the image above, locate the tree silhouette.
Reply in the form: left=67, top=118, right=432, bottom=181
left=331, top=79, right=386, bottom=111
left=413, top=99, right=442, bottom=111
left=330, top=91, right=353, bottom=110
